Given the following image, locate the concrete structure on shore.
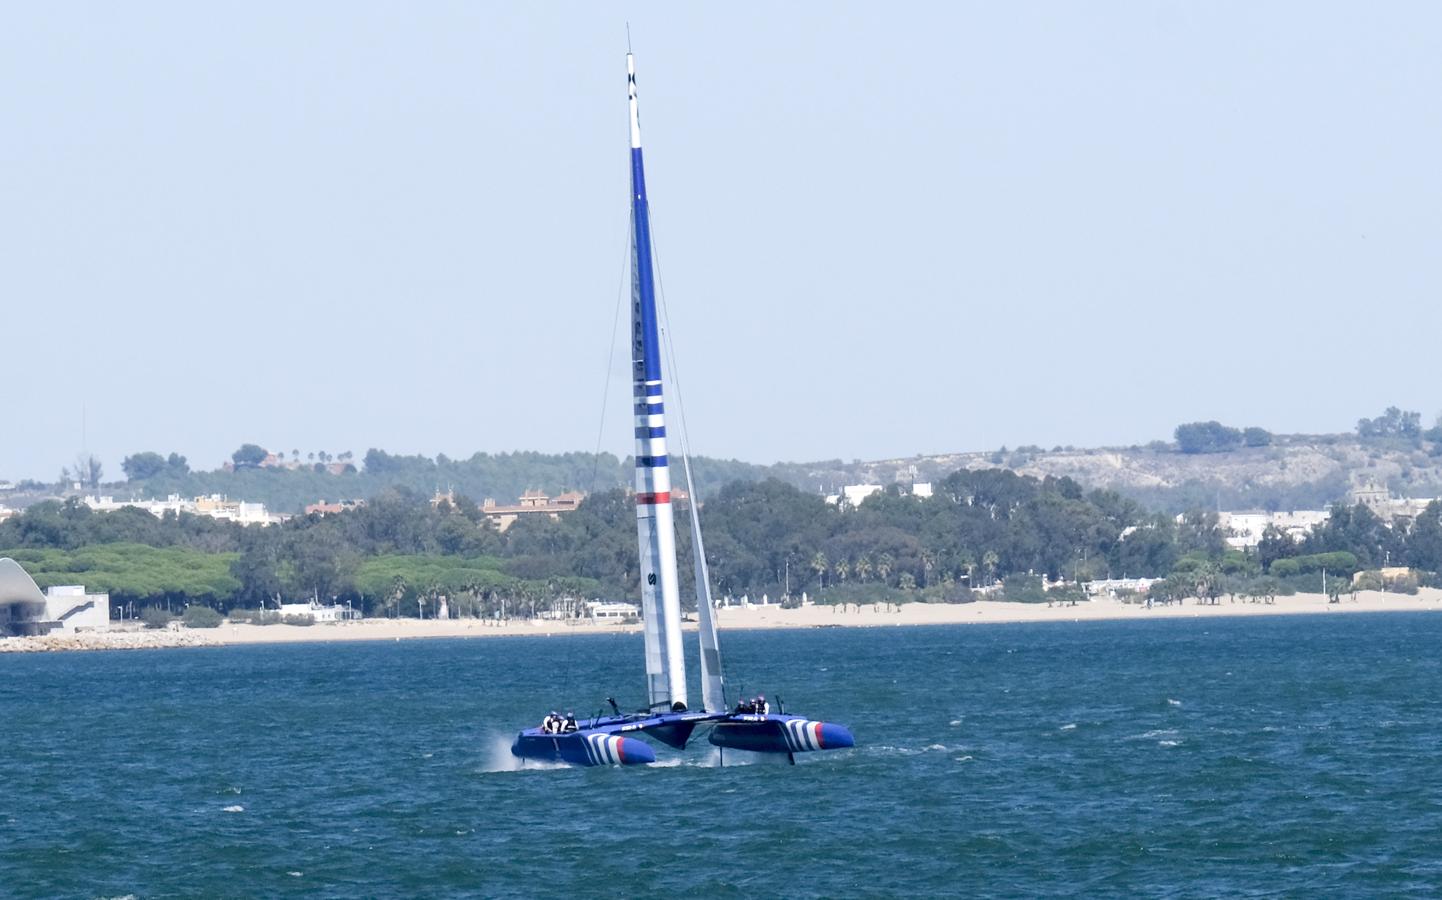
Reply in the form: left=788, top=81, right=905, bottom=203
left=0, top=558, right=109, bottom=637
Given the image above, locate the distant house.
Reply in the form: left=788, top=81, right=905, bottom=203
left=1217, top=510, right=1330, bottom=549
left=1345, top=482, right=1435, bottom=523
left=85, top=494, right=284, bottom=527
left=481, top=490, right=586, bottom=532
left=824, top=483, right=932, bottom=508
left=305, top=499, right=363, bottom=516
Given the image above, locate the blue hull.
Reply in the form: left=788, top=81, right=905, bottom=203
left=511, top=728, right=656, bottom=767
left=709, top=714, right=855, bottom=755
left=510, top=710, right=854, bottom=767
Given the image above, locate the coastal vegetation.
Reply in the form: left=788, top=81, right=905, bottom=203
left=6, top=464, right=1442, bottom=617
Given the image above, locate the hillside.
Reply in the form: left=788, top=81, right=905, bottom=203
left=13, top=414, right=1442, bottom=515
left=777, top=434, right=1442, bottom=513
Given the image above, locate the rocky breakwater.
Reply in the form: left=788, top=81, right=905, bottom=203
left=0, top=629, right=219, bottom=653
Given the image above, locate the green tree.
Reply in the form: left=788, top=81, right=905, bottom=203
left=141, top=606, right=176, bottom=629
left=1242, top=427, right=1272, bottom=447
left=122, top=452, right=168, bottom=481
left=1001, top=573, right=1046, bottom=603
left=182, top=604, right=223, bottom=627
left=231, top=444, right=269, bottom=468
left=1357, top=406, right=1421, bottom=439
left=1174, top=421, right=1243, bottom=454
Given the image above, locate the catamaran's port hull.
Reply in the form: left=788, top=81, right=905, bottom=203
left=511, top=731, right=656, bottom=767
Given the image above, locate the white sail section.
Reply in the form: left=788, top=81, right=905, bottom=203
left=680, top=453, right=726, bottom=713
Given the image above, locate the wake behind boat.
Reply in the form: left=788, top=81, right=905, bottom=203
left=510, top=50, right=853, bottom=768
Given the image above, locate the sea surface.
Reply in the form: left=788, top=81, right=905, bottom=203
left=4, top=613, right=1442, bottom=898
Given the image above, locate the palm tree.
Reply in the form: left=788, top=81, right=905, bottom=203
left=920, top=549, right=937, bottom=588
left=854, top=555, right=873, bottom=583
left=810, top=552, right=829, bottom=591
left=982, top=550, right=1000, bottom=586
left=876, top=552, right=895, bottom=585
left=834, top=559, right=850, bottom=584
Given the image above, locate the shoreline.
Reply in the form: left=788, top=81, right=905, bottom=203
left=3, top=589, right=1441, bottom=653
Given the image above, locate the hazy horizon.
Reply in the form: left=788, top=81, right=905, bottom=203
left=4, top=3, right=1440, bottom=482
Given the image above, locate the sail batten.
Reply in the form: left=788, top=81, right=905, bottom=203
left=628, top=52, right=688, bottom=710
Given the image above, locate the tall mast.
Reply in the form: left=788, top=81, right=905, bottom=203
left=627, top=52, right=688, bottom=710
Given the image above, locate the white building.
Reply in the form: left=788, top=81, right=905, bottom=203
left=585, top=601, right=640, bottom=621
left=1086, top=577, right=1159, bottom=598
left=1218, top=510, right=1331, bottom=549
left=85, top=494, right=284, bottom=526
left=825, top=483, right=934, bottom=507
left=275, top=600, right=358, bottom=622
left=43, top=585, right=110, bottom=632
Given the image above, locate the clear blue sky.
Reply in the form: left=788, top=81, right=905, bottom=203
left=3, top=3, right=1439, bottom=480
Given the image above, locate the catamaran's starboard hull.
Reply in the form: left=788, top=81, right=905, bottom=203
left=511, top=730, right=656, bottom=767
left=709, top=714, right=855, bottom=755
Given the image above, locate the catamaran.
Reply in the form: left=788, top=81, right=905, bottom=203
left=510, top=51, right=854, bottom=768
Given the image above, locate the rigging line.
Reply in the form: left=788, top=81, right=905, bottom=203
left=587, top=211, right=633, bottom=499
left=566, top=209, right=631, bottom=702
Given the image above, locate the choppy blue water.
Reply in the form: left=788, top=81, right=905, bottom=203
left=4, top=614, right=1442, bottom=897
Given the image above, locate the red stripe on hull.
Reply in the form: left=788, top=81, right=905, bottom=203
left=636, top=492, right=671, bottom=505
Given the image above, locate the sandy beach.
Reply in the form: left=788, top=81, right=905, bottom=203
left=4, top=588, right=1441, bottom=652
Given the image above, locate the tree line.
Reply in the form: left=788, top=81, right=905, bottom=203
left=6, top=467, right=1442, bottom=617
left=105, top=446, right=777, bottom=514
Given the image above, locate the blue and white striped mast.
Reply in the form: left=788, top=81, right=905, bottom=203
left=627, top=51, right=688, bottom=710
